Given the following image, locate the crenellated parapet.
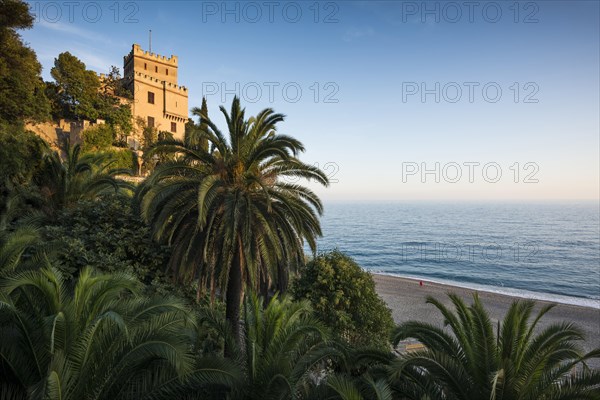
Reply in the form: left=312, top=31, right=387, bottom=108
left=120, top=43, right=188, bottom=144
left=128, top=71, right=188, bottom=93
left=124, top=43, right=178, bottom=66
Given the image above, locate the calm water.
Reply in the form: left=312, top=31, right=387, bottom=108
left=315, top=202, right=600, bottom=308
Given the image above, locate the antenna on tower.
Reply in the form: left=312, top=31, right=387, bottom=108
left=149, top=29, right=152, bottom=53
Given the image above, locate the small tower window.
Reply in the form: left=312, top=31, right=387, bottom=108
left=171, top=122, right=177, bottom=133
left=155, top=66, right=158, bottom=73
left=148, top=116, right=155, bottom=128
left=147, top=91, right=155, bottom=104
left=144, top=63, right=147, bottom=70
left=166, top=68, right=169, bottom=76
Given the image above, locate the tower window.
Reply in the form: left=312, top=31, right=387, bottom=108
left=155, top=66, right=158, bottom=73
left=148, top=116, right=155, bottom=128
left=166, top=68, right=168, bottom=75
left=147, top=91, right=155, bottom=104
left=171, top=122, right=177, bottom=133
left=144, top=63, right=147, bottom=70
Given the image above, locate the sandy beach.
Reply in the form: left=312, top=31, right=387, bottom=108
left=373, top=274, right=600, bottom=367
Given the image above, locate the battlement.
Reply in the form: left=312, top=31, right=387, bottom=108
left=129, top=71, right=188, bottom=93
left=119, top=43, right=188, bottom=143
left=124, top=43, right=178, bottom=65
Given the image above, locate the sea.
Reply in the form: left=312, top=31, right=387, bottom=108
left=314, top=201, right=600, bottom=309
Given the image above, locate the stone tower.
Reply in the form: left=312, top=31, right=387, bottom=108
left=123, top=44, right=188, bottom=146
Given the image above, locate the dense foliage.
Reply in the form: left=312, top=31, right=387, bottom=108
left=0, top=265, right=239, bottom=400
left=48, top=52, right=101, bottom=121
left=391, top=294, right=600, bottom=399
left=80, top=124, right=136, bottom=170
left=0, top=124, right=47, bottom=190
left=81, top=123, right=114, bottom=152
left=41, top=195, right=174, bottom=289
left=0, top=0, right=50, bottom=123
left=186, top=96, right=209, bottom=151
left=34, top=141, right=132, bottom=217
left=292, top=250, right=395, bottom=350
left=203, top=293, right=336, bottom=399
left=0, top=12, right=598, bottom=394
left=136, top=97, right=329, bottom=346
left=101, top=148, right=135, bottom=170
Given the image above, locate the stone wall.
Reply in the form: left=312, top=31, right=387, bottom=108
left=25, top=119, right=105, bottom=150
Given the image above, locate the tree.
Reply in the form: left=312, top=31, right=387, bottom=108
left=98, top=66, right=133, bottom=142
left=187, top=96, right=209, bottom=151
left=316, top=374, right=394, bottom=400
left=0, top=124, right=50, bottom=232
left=300, top=341, right=396, bottom=400
left=0, top=193, right=43, bottom=273
left=41, top=194, right=177, bottom=294
left=49, top=52, right=101, bottom=121
left=136, top=97, right=329, bottom=347
left=106, top=103, right=133, bottom=144
left=80, top=123, right=114, bottom=152
left=0, top=124, right=47, bottom=189
left=35, top=140, right=133, bottom=217
left=390, top=293, right=600, bottom=399
left=292, top=250, right=394, bottom=350
left=202, top=293, right=335, bottom=400
left=0, top=265, right=239, bottom=399
left=100, top=65, right=132, bottom=99
left=136, top=116, right=158, bottom=149
left=0, top=0, right=50, bottom=123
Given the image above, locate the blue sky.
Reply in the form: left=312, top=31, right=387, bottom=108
left=21, top=1, right=600, bottom=201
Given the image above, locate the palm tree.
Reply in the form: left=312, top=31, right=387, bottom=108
left=390, top=293, right=600, bottom=399
left=0, top=223, right=41, bottom=272
left=36, top=139, right=132, bottom=216
left=302, top=346, right=396, bottom=400
left=0, top=265, right=239, bottom=399
left=137, top=97, right=329, bottom=344
left=320, top=374, right=393, bottom=400
left=201, top=293, right=336, bottom=399
left=0, top=192, right=46, bottom=273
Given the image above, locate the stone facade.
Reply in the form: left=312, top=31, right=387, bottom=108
left=122, top=44, right=188, bottom=147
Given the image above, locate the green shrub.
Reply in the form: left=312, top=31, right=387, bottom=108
left=40, top=194, right=195, bottom=299
left=102, top=148, right=135, bottom=170
left=0, top=124, right=49, bottom=218
left=292, top=250, right=394, bottom=350
left=81, top=123, right=113, bottom=152
left=0, top=123, right=47, bottom=187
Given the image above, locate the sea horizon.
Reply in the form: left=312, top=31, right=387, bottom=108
left=314, top=201, right=600, bottom=308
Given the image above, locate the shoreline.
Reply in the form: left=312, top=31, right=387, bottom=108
left=372, top=273, right=600, bottom=364
left=372, top=272, right=600, bottom=310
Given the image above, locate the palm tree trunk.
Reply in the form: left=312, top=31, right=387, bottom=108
left=210, top=274, right=216, bottom=305
left=277, top=262, right=288, bottom=293
left=259, top=267, right=269, bottom=306
left=225, top=249, right=243, bottom=356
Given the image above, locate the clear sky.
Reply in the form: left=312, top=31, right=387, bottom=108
left=21, top=1, right=600, bottom=201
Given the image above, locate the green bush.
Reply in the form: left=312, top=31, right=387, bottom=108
left=0, top=124, right=49, bottom=218
left=292, top=250, right=394, bottom=350
left=81, top=123, right=113, bottom=152
left=40, top=194, right=195, bottom=299
left=102, top=148, right=135, bottom=170
left=0, top=123, right=47, bottom=187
